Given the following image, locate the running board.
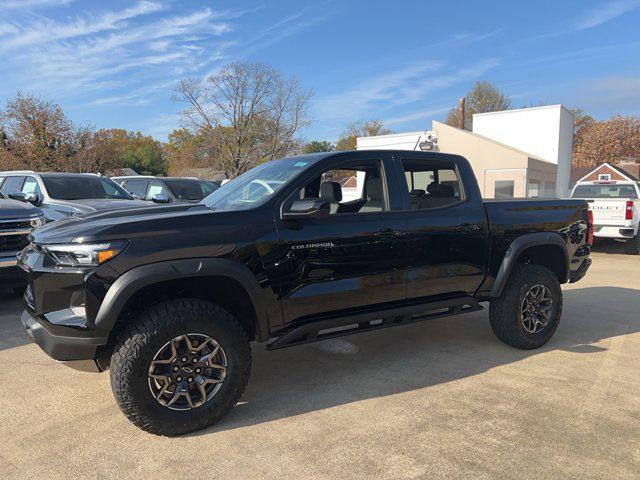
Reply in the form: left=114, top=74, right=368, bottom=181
left=267, top=296, right=483, bottom=350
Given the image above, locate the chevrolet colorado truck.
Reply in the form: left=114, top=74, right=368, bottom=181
left=19, top=151, right=592, bottom=436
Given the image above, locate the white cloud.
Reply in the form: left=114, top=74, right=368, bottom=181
left=384, top=106, right=451, bottom=126
left=0, top=1, right=166, bottom=49
left=572, top=76, right=640, bottom=112
left=315, top=58, right=500, bottom=121
left=0, top=0, right=73, bottom=9
left=574, top=0, right=640, bottom=30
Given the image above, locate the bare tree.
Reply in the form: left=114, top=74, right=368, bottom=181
left=174, top=61, right=312, bottom=178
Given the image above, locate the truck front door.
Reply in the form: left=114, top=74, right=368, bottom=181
left=273, top=153, right=408, bottom=325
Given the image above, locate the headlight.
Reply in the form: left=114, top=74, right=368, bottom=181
left=43, top=241, right=128, bottom=267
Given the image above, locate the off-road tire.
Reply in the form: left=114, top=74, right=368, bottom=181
left=489, top=264, right=563, bottom=350
left=623, top=230, right=640, bottom=255
left=110, top=298, right=251, bottom=436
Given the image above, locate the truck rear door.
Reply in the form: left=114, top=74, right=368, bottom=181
left=396, top=152, right=488, bottom=299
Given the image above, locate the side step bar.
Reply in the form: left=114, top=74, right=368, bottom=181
left=267, top=296, right=483, bottom=350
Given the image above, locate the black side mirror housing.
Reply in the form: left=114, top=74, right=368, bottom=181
left=283, top=199, right=331, bottom=220
left=8, top=191, right=27, bottom=202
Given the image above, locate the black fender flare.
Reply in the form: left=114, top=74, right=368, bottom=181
left=489, top=232, right=569, bottom=298
left=94, top=258, right=270, bottom=342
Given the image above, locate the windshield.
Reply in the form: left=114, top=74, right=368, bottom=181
left=164, top=179, right=218, bottom=201
left=571, top=184, right=638, bottom=199
left=43, top=176, right=133, bottom=200
left=202, top=157, right=314, bottom=211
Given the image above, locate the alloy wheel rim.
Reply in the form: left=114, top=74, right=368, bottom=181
left=520, top=284, right=553, bottom=334
left=148, top=333, right=227, bottom=411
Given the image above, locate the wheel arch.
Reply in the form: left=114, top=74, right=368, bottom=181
left=95, top=258, right=271, bottom=344
left=490, top=233, right=569, bottom=298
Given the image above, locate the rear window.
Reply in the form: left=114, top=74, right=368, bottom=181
left=42, top=176, right=132, bottom=200
left=571, top=184, right=638, bottom=199
left=164, top=179, right=218, bottom=201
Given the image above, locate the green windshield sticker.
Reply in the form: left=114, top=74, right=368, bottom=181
left=294, top=161, right=308, bottom=167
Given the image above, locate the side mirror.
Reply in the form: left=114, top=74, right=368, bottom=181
left=282, top=199, right=330, bottom=220
left=24, top=192, right=39, bottom=205
left=150, top=193, right=171, bottom=204
left=8, top=191, right=27, bottom=202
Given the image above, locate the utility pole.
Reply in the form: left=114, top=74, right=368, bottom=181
left=458, top=98, right=466, bottom=130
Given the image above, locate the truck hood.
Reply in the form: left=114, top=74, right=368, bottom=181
left=31, top=203, right=213, bottom=244
left=0, top=198, right=43, bottom=219
left=52, top=198, right=152, bottom=213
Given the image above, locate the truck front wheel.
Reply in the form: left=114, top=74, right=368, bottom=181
left=109, top=298, right=251, bottom=436
left=489, top=264, right=563, bottom=350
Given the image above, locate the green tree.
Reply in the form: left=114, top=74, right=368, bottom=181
left=303, top=140, right=334, bottom=153
left=122, top=141, right=166, bottom=176
left=445, top=81, right=512, bottom=130
left=335, top=119, right=392, bottom=151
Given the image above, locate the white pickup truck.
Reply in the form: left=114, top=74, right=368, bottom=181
left=570, top=180, right=640, bottom=254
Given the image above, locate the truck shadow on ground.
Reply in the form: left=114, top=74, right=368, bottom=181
left=192, top=286, right=640, bottom=436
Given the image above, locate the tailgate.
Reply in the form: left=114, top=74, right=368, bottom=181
left=586, top=199, right=627, bottom=224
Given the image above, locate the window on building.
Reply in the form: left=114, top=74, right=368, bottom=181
left=528, top=179, right=541, bottom=198
left=598, top=173, right=611, bottom=181
left=494, top=180, right=514, bottom=199
left=544, top=181, right=556, bottom=198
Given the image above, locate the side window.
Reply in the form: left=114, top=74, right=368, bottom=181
left=0, top=176, right=25, bottom=195
left=286, top=158, right=386, bottom=215
left=0, top=177, right=5, bottom=188
left=22, top=177, right=42, bottom=196
left=146, top=180, right=168, bottom=198
left=124, top=179, right=149, bottom=197
left=402, top=158, right=462, bottom=210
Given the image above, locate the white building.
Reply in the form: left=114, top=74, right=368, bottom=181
left=357, top=105, right=574, bottom=199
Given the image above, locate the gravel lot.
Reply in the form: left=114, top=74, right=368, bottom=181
left=1, top=246, right=639, bottom=479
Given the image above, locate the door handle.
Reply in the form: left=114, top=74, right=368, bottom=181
left=455, top=223, right=481, bottom=233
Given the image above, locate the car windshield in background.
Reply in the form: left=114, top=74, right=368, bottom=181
left=202, top=157, right=313, bottom=211
left=42, top=176, right=133, bottom=200
left=164, top=179, right=218, bottom=201
left=572, top=184, right=638, bottom=199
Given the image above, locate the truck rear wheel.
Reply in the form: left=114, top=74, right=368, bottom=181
left=489, top=264, right=562, bottom=350
left=109, top=298, right=251, bottom=436
left=623, top=230, right=640, bottom=255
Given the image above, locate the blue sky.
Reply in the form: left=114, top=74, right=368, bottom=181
left=1, top=0, right=639, bottom=142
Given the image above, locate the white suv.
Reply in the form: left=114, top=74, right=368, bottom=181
left=570, top=180, right=640, bottom=254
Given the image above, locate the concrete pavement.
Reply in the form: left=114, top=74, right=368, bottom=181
left=0, top=248, right=639, bottom=479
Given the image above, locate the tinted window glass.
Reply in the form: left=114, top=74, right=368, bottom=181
left=164, top=179, right=215, bottom=201
left=401, top=158, right=461, bottom=210
left=123, top=179, right=149, bottom=197
left=571, top=184, right=638, bottom=199
left=42, top=176, right=132, bottom=200
left=0, top=176, right=25, bottom=195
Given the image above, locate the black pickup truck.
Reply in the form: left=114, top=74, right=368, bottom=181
left=19, top=151, right=592, bottom=436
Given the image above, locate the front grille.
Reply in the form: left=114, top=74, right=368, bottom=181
left=0, top=218, right=32, bottom=255
left=0, top=234, right=29, bottom=254
left=0, top=219, right=32, bottom=230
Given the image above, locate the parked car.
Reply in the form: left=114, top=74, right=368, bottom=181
left=112, top=176, right=218, bottom=204
left=0, top=171, right=151, bottom=221
left=19, top=150, right=592, bottom=436
left=570, top=179, right=640, bottom=254
left=0, top=193, right=44, bottom=293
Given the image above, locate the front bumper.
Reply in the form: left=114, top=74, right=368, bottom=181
left=21, top=308, right=106, bottom=372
